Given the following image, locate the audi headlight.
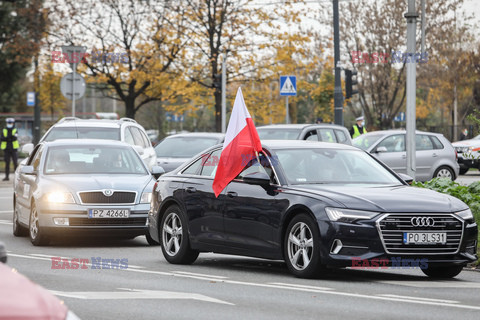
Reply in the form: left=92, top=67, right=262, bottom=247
left=140, top=192, right=152, bottom=204
left=46, top=192, right=75, bottom=204
left=456, top=208, right=474, bottom=221
left=325, top=207, right=379, bottom=223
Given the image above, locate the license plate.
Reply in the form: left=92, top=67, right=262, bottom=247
left=88, top=209, right=130, bottom=218
left=403, top=232, right=447, bottom=244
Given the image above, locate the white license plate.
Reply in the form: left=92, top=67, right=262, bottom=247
left=88, top=209, right=130, bottom=218
left=403, top=232, right=447, bottom=244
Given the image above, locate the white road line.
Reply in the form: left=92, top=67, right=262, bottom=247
left=378, top=294, right=459, bottom=304
left=0, top=220, right=12, bottom=225
left=378, top=280, right=480, bottom=289
left=0, top=211, right=13, bottom=214
left=172, top=271, right=228, bottom=279
left=268, top=282, right=332, bottom=291
left=30, top=254, right=73, bottom=260
left=8, top=252, right=480, bottom=311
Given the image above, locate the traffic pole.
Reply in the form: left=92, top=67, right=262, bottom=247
left=333, top=0, right=344, bottom=126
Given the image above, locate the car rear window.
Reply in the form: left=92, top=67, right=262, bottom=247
left=43, top=127, right=120, bottom=141
left=257, top=128, right=301, bottom=140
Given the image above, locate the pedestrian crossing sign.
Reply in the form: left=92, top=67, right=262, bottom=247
left=280, top=76, right=297, bottom=96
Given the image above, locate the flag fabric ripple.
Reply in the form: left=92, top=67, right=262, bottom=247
left=212, top=87, right=262, bottom=197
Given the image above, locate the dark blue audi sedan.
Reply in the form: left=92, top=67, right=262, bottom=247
left=148, top=140, right=477, bottom=279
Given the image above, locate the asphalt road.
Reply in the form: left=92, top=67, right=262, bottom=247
left=1, top=179, right=479, bottom=320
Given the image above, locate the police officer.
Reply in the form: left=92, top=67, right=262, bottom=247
left=350, top=116, right=367, bottom=138
left=1, top=118, right=19, bottom=181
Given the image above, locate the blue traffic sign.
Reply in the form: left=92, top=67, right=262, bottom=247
left=27, top=92, right=35, bottom=107
left=280, top=76, right=297, bottom=96
left=394, top=112, right=405, bottom=122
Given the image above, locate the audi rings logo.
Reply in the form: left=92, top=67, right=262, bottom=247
left=410, top=217, right=435, bottom=227
left=103, top=189, right=114, bottom=197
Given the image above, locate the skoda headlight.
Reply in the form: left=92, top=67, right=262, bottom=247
left=456, top=208, right=474, bottom=221
left=140, top=192, right=152, bottom=204
left=325, top=207, right=379, bottom=223
left=46, top=192, right=75, bottom=204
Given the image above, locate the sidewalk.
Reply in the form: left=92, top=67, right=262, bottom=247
left=0, top=177, right=14, bottom=189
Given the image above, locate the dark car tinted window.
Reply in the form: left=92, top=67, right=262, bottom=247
left=257, top=128, right=301, bottom=140
left=200, top=149, right=222, bottom=177
left=155, top=137, right=220, bottom=158
left=43, top=127, right=120, bottom=141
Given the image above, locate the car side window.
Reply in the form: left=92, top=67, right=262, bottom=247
left=138, top=129, right=151, bottom=147
left=200, top=149, right=222, bottom=177
left=304, top=130, right=318, bottom=141
left=182, top=157, right=204, bottom=175
left=416, top=135, right=434, bottom=151
left=27, top=145, right=41, bottom=166
left=124, top=127, right=135, bottom=146
left=235, top=152, right=276, bottom=184
left=335, top=129, right=348, bottom=144
left=31, top=146, right=44, bottom=171
left=318, top=129, right=336, bottom=143
left=130, top=127, right=146, bottom=148
left=430, top=136, right=444, bottom=150
left=376, top=135, right=405, bottom=152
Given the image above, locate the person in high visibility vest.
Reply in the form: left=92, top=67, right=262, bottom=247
left=350, top=116, right=367, bottom=138
left=1, top=118, right=19, bottom=181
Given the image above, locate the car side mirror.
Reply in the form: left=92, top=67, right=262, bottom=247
left=20, top=165, right=35, bottom=175
left=375, top=146, right=388, bottom=153
left=22, top=143, right=34, bottom=156
left=243, top=172, right=271, bottom=186
left=151, top=165, right=165, bottom=179
left=398, top=173, right=414, bottom=185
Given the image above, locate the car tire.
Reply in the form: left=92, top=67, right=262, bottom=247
left=459, top=168, right=469, bottom=175
left=13, top=203, right=28, bottom=237
left=433, top=166, right=454, bottom=180
left=29, top=202, right=49, bottom=246
left=160, top=205, right=199, bottom=264
left=284, top=213, right=325, bottom=278
left=145, top=231, right=160, bottom=246
left=421, top=265, right=463, bottom=279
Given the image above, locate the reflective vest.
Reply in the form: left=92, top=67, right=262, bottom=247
left=352, top=125, right=367, bottom=138
left=1, top=128, right=19, bottom=150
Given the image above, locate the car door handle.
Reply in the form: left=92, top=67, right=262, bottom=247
left=227, top=191, right=238, bottom=198
left=185, top=187, right=196, bottom=193
left=432, top=153, right=438, bottom=157
left=402, top=154, right=406, bottom=159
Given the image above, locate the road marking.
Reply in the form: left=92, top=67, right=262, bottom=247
left=9, top=252, right=480, bottom=311
left=378, top=280, right=480, bottom=289
left=268, top=282, right=332, bottom=291
left=378, top=294, right=459, bottom=304
left=0, top=220, right=12, bottom=225
left=0, top=211, right=13, bottom=213
left=50, top=288, right=234, bottom=305
left=172, top=271, right=228, bottom=279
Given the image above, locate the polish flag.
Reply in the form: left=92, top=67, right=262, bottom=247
left=212, top=87, right=262, bottom=197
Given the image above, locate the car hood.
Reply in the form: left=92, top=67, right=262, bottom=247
left=452, top=139, right=480, bottom=148
left=291, top=184, right=467, bottom=213
left=41, top=174, right=154, bottom=193
left=156, top=157, right=190, bottom=173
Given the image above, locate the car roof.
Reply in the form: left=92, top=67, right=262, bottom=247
left=51, top=117, right=139, bottom=128
left=164, top=132, right=225, bottom=139
left=41, top=139, right=132, bottom=148
left=257, top=123, right=348, bottom=130
left=360, top=129, right=443, bottom=137
left=261, top=139, right=358, bottom=150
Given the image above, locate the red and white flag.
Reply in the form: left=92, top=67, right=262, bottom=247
left=212, top=87, right=262, bottom=197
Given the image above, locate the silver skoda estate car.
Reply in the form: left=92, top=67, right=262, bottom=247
left=13, top=139, right=163, bottom=246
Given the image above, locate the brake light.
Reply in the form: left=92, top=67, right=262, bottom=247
left=455, top=149, right=458, bottom=161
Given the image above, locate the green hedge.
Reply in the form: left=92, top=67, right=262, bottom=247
left=412, top=178, right=480, bottom=265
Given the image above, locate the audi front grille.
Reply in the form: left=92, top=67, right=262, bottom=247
left=376, top=214, right=464, bottom=254
left=79, top=191, right=136, bottom=204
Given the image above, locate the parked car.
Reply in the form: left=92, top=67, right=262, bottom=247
left=0, top=261, right=80, bottom=320
left=22, top=117, right=157, bottom=169
left=148, top=140, right=477, bottom=279
left=13, top=139, right=164, bottom=246
left=452, top=134, right=480, bottom=175
left=353, top=130, right=459, bottom=182
left=256, top=124, right=352, bottom=145
left=155, top=132, right=225, bottom=172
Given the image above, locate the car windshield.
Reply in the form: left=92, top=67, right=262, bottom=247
left=257, top=128, right=301, bottom=140
left=43, top=127, right=120, bottom=141
left=353, top=134, right=384, bottom=150
left=44, top=146, right=147, bottom=175
left=274, top=148, right=401, bottom=186
left=155, top=136, right=220, bottom=158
